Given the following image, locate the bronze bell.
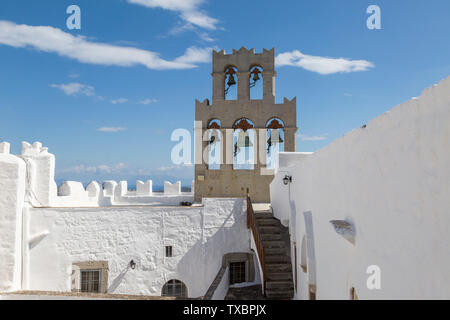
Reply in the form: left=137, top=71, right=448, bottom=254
left=227, top=74, right=236, bottom=87
left=234, top=143, right=239, bottom=157
left=207, top=135, right=216, bottom=145
left=267, top=131, right=284, bottom=152
left=252, top=72, right=260, bottom=82
left=207, top=130, right=220, bottom=145
left=267, top=135, right=284, bottom=146
left=236, top=131, right=253, bottom=148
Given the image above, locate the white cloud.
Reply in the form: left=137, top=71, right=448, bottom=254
left=96, top=127, right=127, bottom=133
left=50, top=83, right=95, bottom=96
left=174, top=45, right=213, bottom=64
left=0, top=20, right=213, bottom=70
left=139, top=98, right=159, bottom=105
left=276, top=50, right=374, bottom=75
left=298, top=134, right=329, bottom=141
left=198, top=32, right=214, bottom=42
left=127, top=0, right=218, bottom=30
left=111, top=98, right=129, bottom=104
left=59, top=162, right=126, bottom=174
left=157, top=163, right=193, bottom=172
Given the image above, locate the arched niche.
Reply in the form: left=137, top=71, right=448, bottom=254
left=249, top=65, right=263, bottom=100
left=233, top=118, right=255, bottom=170
left=225, top=66, right=238, bottom=100
left=206, top=119, right=222, bottom=170
left=266, top=118, right=285, bottom=168
left=162, top=279, right=188, bottom=298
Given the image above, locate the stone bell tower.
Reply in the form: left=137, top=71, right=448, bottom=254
left=194, top=47, right=297, bottom=203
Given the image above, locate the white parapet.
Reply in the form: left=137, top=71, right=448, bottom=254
left=136, top=180, right=152, bottom=195
left=115, top=181, right=128, bottom=197
left=52, top=181, right=100, bottom=207
left=102, top=181, right=118, bottom=197
left=86, top=181, right=101, bottom=198
left=0, top=142, right=10, bottom=154
left=58, top=181, right=86, bottom=197
left=21, top=141, right=57, bottom=207
left=0, top=142, right=26, bottom=292
left=164, top=181, right=181, bottom=195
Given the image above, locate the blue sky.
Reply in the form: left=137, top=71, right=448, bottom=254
left=0, top=0, right=449, bottom=187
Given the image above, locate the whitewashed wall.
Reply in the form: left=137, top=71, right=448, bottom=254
left=0, top=143, right=26, bottom=292
left=270, top=152, right=312, bottom=226
left=26, top=198, right=250, bottom=298
left=270, top=77, right=450, bottom=299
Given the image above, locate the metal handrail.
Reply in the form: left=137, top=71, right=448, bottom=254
left=246, top=192, right=267, bottom=294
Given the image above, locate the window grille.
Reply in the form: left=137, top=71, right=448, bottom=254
left=229, top=262, right=246, bottom=284
left=162, top=279, right=187, bottom=298
left=80, top=270, right=101, bottom=293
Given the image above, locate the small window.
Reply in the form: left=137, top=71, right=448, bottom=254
left=162, top=279, right=187, bottom=298
left=229, top=262, right=246, bottom=284
left=165, top=246, right=173, bottom=257
left=80, top=270, right=101, bottom=293
left=72, top=261, right=108, bottom=294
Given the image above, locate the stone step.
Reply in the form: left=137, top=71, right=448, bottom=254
left=261, top=233, right=282, bottom=241
left=256, top=218, right=280, bottom=226
left=255, top=211, right=274, bottom=219
left=261, top=240, right=285, bottom=248
left=258, top=226, right=282, bottom=234
left=264, top=247, right=287, bottom=255
left=265, top=289, right=294, bottom=299
left=265, top=255, right=291, bottom=263
left=266, top=281, right=294, bottom=290
left=265, top=262, right=292, bottom=272
left=266, top=272, right=292, bottom=281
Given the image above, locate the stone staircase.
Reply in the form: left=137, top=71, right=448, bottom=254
left=254, top=208, right=294, bottom=300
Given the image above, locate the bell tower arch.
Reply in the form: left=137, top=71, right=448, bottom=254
left=195, top=47, right=297, bottom=203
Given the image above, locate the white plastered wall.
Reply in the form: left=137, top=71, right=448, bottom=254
left=0, top=142, right=26, bottom=292
left=270, top=77, right=450, bottom=299
left=25, top=198, right=251, bottom=298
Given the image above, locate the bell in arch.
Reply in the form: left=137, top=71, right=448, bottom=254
left=267, top=130, right=284, bottom=152
left=227, top=74, right=237, bottom=87
left=236, top=131, right=253, bottom=148
left=207, top=130, right=220, bottom=145
left=252, top=71, right=261, bottom=82
left=267, top=135, right=284, bottom=146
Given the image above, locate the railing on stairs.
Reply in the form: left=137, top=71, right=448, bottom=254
left=246, top=191, right=267, bottom=295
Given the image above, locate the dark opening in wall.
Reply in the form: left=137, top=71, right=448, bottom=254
left=162, top=279, right=187, bottom=298
left=229, top=262, right=246, bottom=284
left=80, top=270, right=101, bottom=293
left=165, top=246, right=173, bottom=257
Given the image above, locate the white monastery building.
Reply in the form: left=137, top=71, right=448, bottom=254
left=1, top=48, right=449, bottom=300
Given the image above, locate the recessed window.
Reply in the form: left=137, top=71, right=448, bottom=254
left=80, top=270, right=101, bottom=293
left=72, top=261, right=108, bottom=294
left=165, top=246, right=173, bottom=257
left=162, top=279, right=187, bottom=298
left=229, top=262, right=246, bottom=284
